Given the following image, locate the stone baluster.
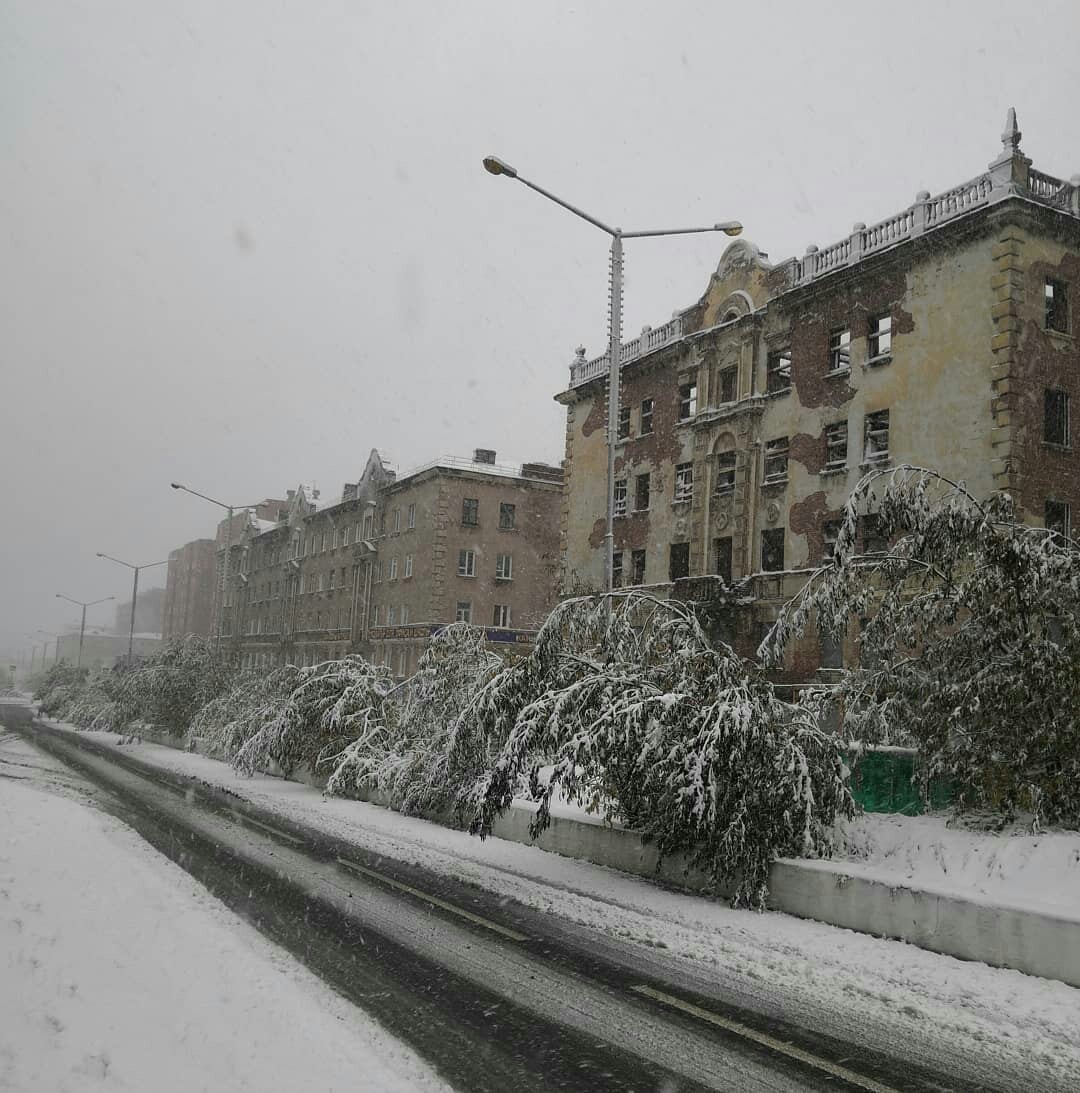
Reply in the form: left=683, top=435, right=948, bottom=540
left=803, top=244, right=819, bottom=282
left=911, top=191, right=930, bottom=236
left=848, top=223, right=865, bottom=266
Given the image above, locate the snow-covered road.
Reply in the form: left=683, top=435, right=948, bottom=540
left=0, top=728, right=450, bottom=1093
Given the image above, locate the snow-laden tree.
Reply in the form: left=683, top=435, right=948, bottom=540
left=462, top=591, right=854, bottom=908
left=63, top=668, right=137, bottom=732
left=233, top=655, right=395, bottom=778
left=32, top=660, right=87, bottom=717
left=189, top=665, right=301, bottom=760
left=326, top=623, right=503, bottom=816
left=764, top=465, right=1080, bottom=829
left=121, top=636, right=237, bottom=736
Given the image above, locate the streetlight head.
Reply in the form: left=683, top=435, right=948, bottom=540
left=95, top=552, right=104, bottom=558
left=716, top=221, right=743, bottom=237
left=482, top=155, right=517, bottom=179
left=170, top=482, right=183, bottom=490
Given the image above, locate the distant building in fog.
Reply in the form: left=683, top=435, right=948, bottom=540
left=162, top=538, right=216, bottom=639
left=113, top=586, right=165, bottom=637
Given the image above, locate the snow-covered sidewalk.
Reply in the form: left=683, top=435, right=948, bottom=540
left=29, top=721, right=1080, bottom=1090
left=0, top=771, right=449, bottom=1092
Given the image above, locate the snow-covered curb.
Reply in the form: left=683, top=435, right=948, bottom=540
left=26, top=710, right=1080, bottom=991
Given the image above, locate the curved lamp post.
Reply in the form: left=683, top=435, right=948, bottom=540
left=482, top=155, right=741, bottom=596
left=55, top=594, right=115, bottom=670
left=96, top=553, right=169, bottom=665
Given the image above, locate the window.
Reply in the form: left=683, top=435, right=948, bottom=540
left=462, top=498, right=479, bottom=526
left=612, top=551, right=623, bottom=589
left=400, top=604, right=409, bottom=625
left=1045, top=389, right=1070, bottom=446
left=669, top=542, right=690, bottom=581
left=761, top=528, right=785, bottom=572
left=386, top=605, right=397, bottom=626
left=631, top=549, right=647, bottom=585
left=389, top=557, right=398, bottom=580
left=861, top=514, right=887, bottom=554
left=371, top=605, right=379, bottom=627
left=714, top=451, right=736, bottom=494
left=821, top=629, right=843, bottom=669
left=495, top=554, right=513, bottom=580
left=719, top=366, right=738, bottom=404
left=714, top=536, right=733, bottom=584
left=392, top=508, right=401, bottom=534
left=863, top=410, right=890, bottom=464
left=1046, top=278, right=1069, bottom=334
left=328, top=570, right=335, bottom=590
left=342, top=524, right=351, bottom=547
left=635, top=473, right=651, bottom=511
left=825, top=421, right=848, bottom=468
left=868, top=313, right=892, bottom=359
left=404, top=554, right=414, bottom=578
left=363, top=512, right=374, bottom=538
left=617, top=406, right=631, bottom=440
left=455, top=601, right=472, bottom=624
left=499, top=502, right=516, bottom=529
left=678, top=382, right=697, bottom=420
left=398, top=649, right=408, bottom=679
left=458, top=549, right=475, bottom=577
left=766, top=349, right=792, bottom=394
left=614, top=478, right=628, bottom=516
left=373, top=560, right=382, bottom=583
left=493, top=604, right=511, bottom=628
left=407, top=503, right=417, bottom=530
left=764, top=437, right=789, bottom=484
left=828, top=328, right=851, bottom=372
left=1046, top=499, right=1071, bottom=538
left=674, top=462, right=694, bottom=502
left=318, top=573, right=326, bottom=592
left=823, top=519, right=842, bottom=561
left=640, top=398, right=654, bottom=435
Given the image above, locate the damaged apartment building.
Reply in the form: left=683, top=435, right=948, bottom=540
left=557, top=111, right=1080, bottom=682
left=221, top=448, right=563, bottom=676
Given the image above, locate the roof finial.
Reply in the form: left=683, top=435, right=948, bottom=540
left=1002, top=107, right=1022, bottom=154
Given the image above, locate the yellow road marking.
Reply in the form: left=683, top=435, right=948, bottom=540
left=336, top=856, right=529, bottom=942
left=234, top=811, right=304, bottom=847
left=631, top=984, right=900, bottom=1093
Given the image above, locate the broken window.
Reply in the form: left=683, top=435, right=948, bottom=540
left=823, top=519, right=842, bottom=561
left=674, top=462, right=694, bottom=502
left=719, top=366, right=738, bottom=404
left=1046, top=278, right=1069, bottom=334
left=669, top=542, right=690, bottom=581
left=1045, top=389, right=1070, bottom=446
left=766, top=349, right=792, bottom=394
left=828, top=328, right=851, bottom=372
left=461, top=498, right=479, bottom=526
left=678, top=382, right=697, bottom=420
left=868, top=313, right=892, bottom=360
left=492, top=604, right=511, bottom=628
left=631, top=548, right=647, bottom=585
left=1046, top=499, right=1071, bottom=538
left=612, top=551, right=623, bottom=589
left=825, top=421, right=848, bottom=468
left=617, top=406, right=631, bottom=440
left=457, top=549, right=475, bottom=577
left=635, top=473, right=651, bottom=511
left=614, top=478, right=628, bottom=516
left=763, top=436, right=789, bottom=484
left=761, top=528, right=785, bottom=572
left=640, top=398, right=654, bottom=435
left=714, top=451, right=736, bottom=494
left=495, top=553, right=513, bottom=580
left=499, top=502, right=516, bottom=529
left=714, top=536, right=733, bottom=584
left=863, top=409, right=890, bottom=463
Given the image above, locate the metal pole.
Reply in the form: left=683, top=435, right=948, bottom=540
left=77, top=604, right=87, bottom=670
left=218, top=505, right=233, bottom=656
left=30, top=645, right=36, bottom=673
left=604, top=233, right=623, bottom=601
left=128, top=566, right=139, bottom=664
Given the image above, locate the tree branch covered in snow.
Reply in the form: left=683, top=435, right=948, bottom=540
left=461, top=592, right=854, bottom=908
left=765, top=465, right=1080, bottom=828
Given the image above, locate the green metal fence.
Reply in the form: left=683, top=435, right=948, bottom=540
left=847, top=747, right=953, bottom=814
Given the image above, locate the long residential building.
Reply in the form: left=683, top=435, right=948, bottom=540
left=557, top=110, right=1080, bottom=684
left=225, top=449, right=563, bottom=675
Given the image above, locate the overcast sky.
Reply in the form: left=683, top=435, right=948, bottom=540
left=2, top=0, right=1078, bottom=659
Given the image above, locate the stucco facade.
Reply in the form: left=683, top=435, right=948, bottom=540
left=557, top=113, right=1080, bottom=683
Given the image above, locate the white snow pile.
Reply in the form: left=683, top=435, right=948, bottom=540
left=834, top=810, right=1080, bottom=914
left=0, top=776, right=449, bottom=1093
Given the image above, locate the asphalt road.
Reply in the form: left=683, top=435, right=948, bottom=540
left=0, top=704, right=982, bottom=1093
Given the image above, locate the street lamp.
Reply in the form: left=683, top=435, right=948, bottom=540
left=96, top=553, right=169, bottom=665
left=36, top=630, right=61, bottom=664
left=483, top=155, right=741, bottom=596
left=54, top=594, right=115, bottom=670
left=170, top=482, right=266, bottom=654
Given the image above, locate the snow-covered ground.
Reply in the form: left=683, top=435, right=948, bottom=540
left=0, top=754, right=449, bottom=1092
left=40, top=723, right=1080, bottom=1088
